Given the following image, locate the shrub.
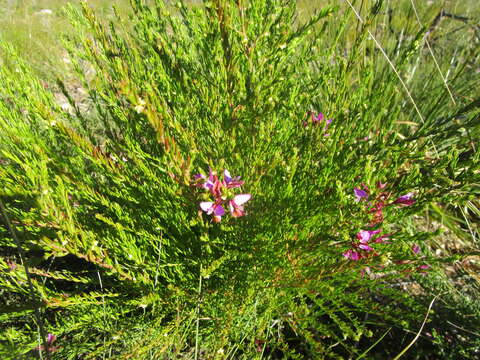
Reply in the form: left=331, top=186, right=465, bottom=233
left=1, top=0, right=479, bottom=358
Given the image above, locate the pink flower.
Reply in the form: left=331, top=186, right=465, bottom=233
left=343, top=229, right=384, bottom=261
left=357, top=229, right=381, bottom=244
left=393, top=193, right=415, bottom=206
left=417, top=264, right=430, bottom=272
left=412, top=244, right=420, bottom=254
left=311, top=112, right=325, bottom=124
left=194, top=169, right=219, bottom=194
left=223, top=169, right=244, bottom=188
left=47, top=334, right=56, bottom=344
left=304, top=112, right=333, bottom=135
left=343, top=249, right=361, bottom=261
left=229, top=194, right=251, bottom=218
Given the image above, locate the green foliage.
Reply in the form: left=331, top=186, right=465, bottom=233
left=1, top=0, right=479, bottom=358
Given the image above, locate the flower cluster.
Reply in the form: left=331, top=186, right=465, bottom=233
left=343, top=229, right=390, bottom=261
left=353, top=183, right=416, bottom=227
left=303, top=111, right=332, bottom=136
left=344, top=183, right=417, bottom=261
left=194, top=169, right=251, bottom=223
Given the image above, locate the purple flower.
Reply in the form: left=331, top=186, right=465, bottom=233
left=393, top=192, right=415, bottom=206
left=354, top=188, right=369, bottom=202
left=195, top=168, right=251, bottom=222
left=223, top=169, right=244, bottom=188
left=412, top=244, right=420, bottom=254
left=200, top=201, right=226, bottom=222
left=229, top=194, right=251, bottom=218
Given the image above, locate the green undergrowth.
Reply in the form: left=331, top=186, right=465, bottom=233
left=1, top=0, right=479, bottom=358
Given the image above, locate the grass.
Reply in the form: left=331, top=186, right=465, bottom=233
left=0, top=0, right=479, bottom=359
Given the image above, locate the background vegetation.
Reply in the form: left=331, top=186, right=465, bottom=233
left=1, top=0, right=479, bottom=359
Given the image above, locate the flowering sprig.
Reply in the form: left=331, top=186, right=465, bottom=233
left=194, top=169, right=251, bottom=222
left=344, top=183, right=418, bottom=263
left=343, top=229, right=387, bottom=261
left=352, top=184, right=416, bottom=227
left=303, top=111, right=333, bottom=136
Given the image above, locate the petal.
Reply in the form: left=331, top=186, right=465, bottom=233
left=233, top=194, right=251, bottom=205
left=357, top=230, right=371, bottom=243
left=350, top=251, right=361, bottom=261
left=394, top=193, right=415, bottom=205
left=377, top=181, right=387, bottom=189
left=359, top=244, right=373, bottom=251
left=354, top=188, right=368, bottom=201
left=214, top=204, right=225, bottom=216
left=224, top=169, right=232, bottom=183
left=200, top=202, right=213, bottom=213
left=312, top=112, right=324, bottom=123
left=47, top=334, right=56, bottom=344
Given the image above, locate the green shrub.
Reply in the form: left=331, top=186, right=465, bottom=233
left=1, top=0, right=479, bottom=358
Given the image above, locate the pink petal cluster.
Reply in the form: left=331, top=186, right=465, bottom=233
left=352, top=185, right=416, bottom=227
left=303, top=111, right=333, bottom=136
left=343, top=229, right=387, bottom=261
left=194, top=169, right=251, bottom=222
left=344, top=184, right=417, bottom=262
